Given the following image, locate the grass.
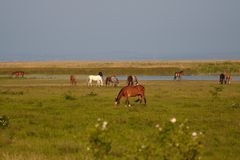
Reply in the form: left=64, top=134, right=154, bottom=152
left=0, top=60, right=240, bottom=75
left=0, top=77, right=240, bottom=159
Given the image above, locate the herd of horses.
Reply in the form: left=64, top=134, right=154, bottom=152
left=219, top=73, right=232, bottom=84
left=12, top=71, right=25, bottom=78
left=11, top=70, right=232, bottom=107
left=71, top=73, right=143, bottom=107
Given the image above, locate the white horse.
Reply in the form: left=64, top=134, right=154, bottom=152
left=87, top=75, right=103, bottom=86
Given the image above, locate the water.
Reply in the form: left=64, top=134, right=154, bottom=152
left=3, top=74, right=239, bottom=81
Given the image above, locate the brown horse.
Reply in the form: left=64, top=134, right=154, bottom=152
left=127, top=75, right=138, bottom=86
left=70, top=75, right=77, bottom=86
left=12, top=71, right=24, bottom=78
left=115, top=85, right=146, bottom=107
left=173, top=71, right=184, bottom=80
left=225, top=74, right=232, bottom=84
left=105, top=76, right=119, bottom=87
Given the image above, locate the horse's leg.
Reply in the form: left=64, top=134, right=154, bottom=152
left=139, top=95, right=143, bottom=104
left=143, top=96, right=147, bottom=105
left=135, top=95, right=141, bottom=103
left=89, top=79, right=93, bottom=86
left=125, top=97, right=131, bottom=107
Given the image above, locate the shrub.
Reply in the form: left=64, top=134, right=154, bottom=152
left=64, top=92, right=76, bottom=100
left=0, top=115, right=9, bottom=129
left=154, top=118, right=203, bottom=160
left=209, top=86, right=224, bottom=99
left=88, top=119, right=112, bottom=159
left=87, top=91, right=97, bottom=97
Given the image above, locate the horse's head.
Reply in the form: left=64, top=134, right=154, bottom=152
left=115, top=97, right=120, bottom=105
left=98, top=72, right=103, bottom=77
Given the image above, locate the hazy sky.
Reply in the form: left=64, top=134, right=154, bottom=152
left=0, top=0, right=240, bottom=61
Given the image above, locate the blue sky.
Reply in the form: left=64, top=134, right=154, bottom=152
left=0, top=0, right=240, bottom=61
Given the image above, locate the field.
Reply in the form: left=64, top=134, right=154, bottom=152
left=1, top=76, right=240, bottom=159
left=0, top=60, right=240, bottom=75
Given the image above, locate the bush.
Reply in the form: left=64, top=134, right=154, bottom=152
left=0, top=115, right=9, bottom=129
left=88, top=119, right=112, bottom=159
left=87, top=118, right=203, bottom=159
left=209, top=86, right=224, bottom=99
left=64, top=92, right=76, bottom=100
left=154, top=118, right=203, bottom=160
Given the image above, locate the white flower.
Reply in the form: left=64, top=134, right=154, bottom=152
left=199, top=132, right=202, bottom=135
left=170, top=118, right=176, bottom=123
left=95, top=124, right=99, bottom=128
left=155, top=124, right=160, bottom=128
left=87, top=147, right=90, bottom=151
left=192, top=132, right=197, bottom=137
left=159, top=127, right=162, bottom=131
left=97, top=118, right=101, bottom=122
left=102, top=121, right=108, bottom=130
left=141, top=145, right=145, bottom=149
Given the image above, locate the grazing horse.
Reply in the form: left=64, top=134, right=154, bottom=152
left=219, top=73, right=225, bottom=84
left=87, top=75, right=103, bottom=86
left=173, top=71, right=184, bottom=80
left=12, top=71, right=24, bottom=78
left=127, top=75, right=138, bottom=86
left=115, top=85, right=146, bottom=107
left=105, top=76, right=119, bottom=87
left=225, top=74, right=232, bottom=84
left=70, top=75, right=77, bottom=86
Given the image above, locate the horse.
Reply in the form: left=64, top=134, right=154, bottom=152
left=225, top=74, right=232, bottom=84
left=127, top=75, right=138, bottom=86
left=219, top=73, right=225, bottom=84
left=70, top=75, right=77, bottom=86
left=87, top=75, right=103, bottom=86
left=12, top=71, right=24, bottom=78
left=115, top=85, right=146, bottom=107
left=105, top=76, right=119, bottom=87
left=173, top=71, right=184, bottom=80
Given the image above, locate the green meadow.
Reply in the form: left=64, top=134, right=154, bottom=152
left=1, top=77, right=240, bottom=159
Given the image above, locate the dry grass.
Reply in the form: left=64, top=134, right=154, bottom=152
left=0, top=60, right=239, bottom=69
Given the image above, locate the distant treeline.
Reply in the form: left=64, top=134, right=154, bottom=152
left=0, top=61, right=239, bottom=75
